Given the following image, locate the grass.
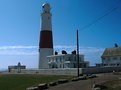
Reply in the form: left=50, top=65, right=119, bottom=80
left=0, top=74, right=74, bottom=90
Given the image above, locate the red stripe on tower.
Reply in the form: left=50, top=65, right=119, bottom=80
left=39, top=30, right=53, bottom=48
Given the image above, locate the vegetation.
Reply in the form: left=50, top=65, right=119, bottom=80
left=0, top=74, right=74, bottom=90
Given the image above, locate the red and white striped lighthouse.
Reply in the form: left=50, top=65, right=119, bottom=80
left=39, top=3, right=53, bottom=69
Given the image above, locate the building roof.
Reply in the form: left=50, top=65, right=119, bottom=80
left=102, top=47, right=121, bottom=57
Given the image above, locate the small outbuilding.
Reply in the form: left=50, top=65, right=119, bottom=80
left=8, top=62, right=26, bottom=73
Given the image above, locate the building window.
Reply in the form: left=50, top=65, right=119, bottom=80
left=79, top=57, right=81, bottom=61
left=60, top=65, right=61, bottom=68
left=63, top=64, right=64, bottom=68
left=48, top=17, right=50, bottom=19
left=74, top=63, right=76, bottom=68
left=52, top=59, right=54, bottom=62
left=48, top=59, right=50, bottom=62
left=107, top=57, right=110, bottom=61
left=113, top=57, right=117, bottom=60
left=56, top=58, right=57, bottom=62
left=67, top=64, right=69, bottom=68
left=102, top=57, right=105, bottom=60
left=60, top=58, right=62, bottom=63
left=68, top=57, right=71, bottom=61
left=117, top=64, right=119, bottom=66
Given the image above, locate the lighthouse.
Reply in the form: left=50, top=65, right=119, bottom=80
left=39, top=3, right=53, bottom=69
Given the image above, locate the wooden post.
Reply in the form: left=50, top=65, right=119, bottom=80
left=77, top=30, right=80, bottom=77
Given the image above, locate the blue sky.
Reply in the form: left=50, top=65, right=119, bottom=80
left=0, top=0, right=121, bottom=69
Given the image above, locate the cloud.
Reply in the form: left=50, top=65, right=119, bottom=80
left=0, top=45, right=104, bottom=57
left=54, top=45, right=104, bottom=65
left=0, top=50, right=38, bottom=55
left=0, top=46, right=38, bottom=55
left=54, top=45, right=104, bottom=54
left=0, top=45, right=104, bottom=66
left=54, top=45, right=76, bottom=49
left=0, top=46, right=37, bottom=50
left=80, top=47, right=104, bottom=54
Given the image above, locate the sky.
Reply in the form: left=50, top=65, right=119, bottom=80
left=0, top=0, right=121, bottom=69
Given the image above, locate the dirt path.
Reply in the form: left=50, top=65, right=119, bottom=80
left=48, top=73, right=121, bottom=90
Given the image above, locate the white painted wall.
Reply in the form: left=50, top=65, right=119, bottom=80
left=39, top=48, right=53, bottom=69
left=41, top=13, right=52, bottom=31
left=102, top=56, right=121, bottom=66
left=47, top=54, right=89, bottom=68
left=10, top=67, right=121, bottom=75
left=41, top=3, right=52, bottom=31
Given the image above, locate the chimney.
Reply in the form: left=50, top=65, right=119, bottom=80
left=71, top=50, right=76, bottom=55
left=62, top=50, right=67, bottom=54
left=55, top=51, right=58, bottom=55
left=114, top=43, right=118, bottom=48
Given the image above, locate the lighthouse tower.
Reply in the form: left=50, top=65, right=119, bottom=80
left=39, top=3, right=53, bottom=69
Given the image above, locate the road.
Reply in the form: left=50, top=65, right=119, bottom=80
left=48, top=73, right=121, bottom=90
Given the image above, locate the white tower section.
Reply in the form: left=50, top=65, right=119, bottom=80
left=41, top=3, right=52, bottom=31
left=39, top=3, right=53, bottom=69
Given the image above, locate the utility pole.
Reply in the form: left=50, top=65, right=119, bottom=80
left=77, top=30, right=79, bottom=77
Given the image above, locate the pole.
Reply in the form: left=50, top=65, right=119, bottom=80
left=77, top=30, right=80, bottom=77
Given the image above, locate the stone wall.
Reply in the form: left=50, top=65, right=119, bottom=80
left=10, top=68, right=81, bottom=75
left=82, top=67, right=121, bottom=74
left=10, top=67, right=121, bottom=75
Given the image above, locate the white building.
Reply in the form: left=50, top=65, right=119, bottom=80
left=101, top=44, right=121, bottom=67
left=47, top=54, right=89, bottom=68
left=8, top=62, right=26, bottom=72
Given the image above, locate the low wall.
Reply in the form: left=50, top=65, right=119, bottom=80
left=10, top=67, right=121, bottom=75
left=82, top=67, right=121, bottom=74
left=11, top=68, right=82, bottom=75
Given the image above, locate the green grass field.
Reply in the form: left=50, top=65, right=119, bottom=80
left=0, top=74, right=74, bottom=90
